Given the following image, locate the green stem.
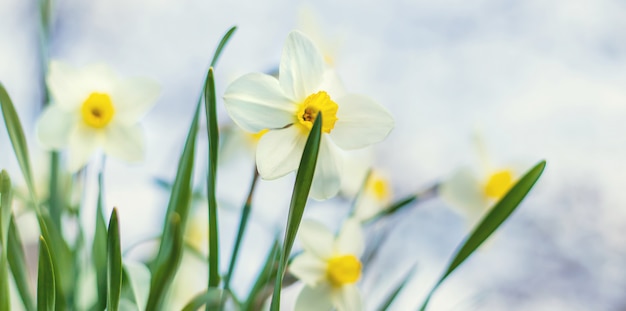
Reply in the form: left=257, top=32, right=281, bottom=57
left=220, top=167, right=260, bottom=310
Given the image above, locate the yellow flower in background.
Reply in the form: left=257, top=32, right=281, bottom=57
left=36, top=61, right=160, bottom=172
left=289, top=218, right=364, bottom=311
left=439, top=135, right=526, bottom=225
left=352, top=170, right=393, bottom=222
left=223, top=31, right=394, bottom=200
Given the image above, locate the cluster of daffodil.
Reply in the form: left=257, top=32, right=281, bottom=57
left=0, top=24, right=546, bottom=311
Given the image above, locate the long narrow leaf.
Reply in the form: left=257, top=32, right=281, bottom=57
left=8, top=215, right=35, bottom=311
left=269, top=114, right=323, bottom=311
left=107, top=208, right=122, bottom=311
left=146, top=213, right=184, bottom=310
left=182, top=289, right=222, bottom=311
left=205, top=67, right=220, bottom=289
left=377, top=264, right=418, bottom=311
left=37, top=237, right=55, bottom=311
left=0, top=171, right=12, bottom=311
left=0, top=83, right=37, bottom=200
left=123, top=262, right=151, bottom=311
left=419, top=160, right=546, bottom=311
left=210, top=26, right=237, bottom=68
left=243, top=240, right=280, bottom=311
left=93, top=173, right=108, bottom=310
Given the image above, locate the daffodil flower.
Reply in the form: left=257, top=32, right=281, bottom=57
left=223, top=31, right=394, bottom=200
left=352, top=170, right=393, bottom=222
left=439, top=135, right=526, bottom=225
left=289, top=218, right=364, bottom=311
left=36, top=61, right=160, bottom=172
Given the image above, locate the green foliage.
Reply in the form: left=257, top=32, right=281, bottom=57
left=107, top=208, right=123, bottom=311
left=37, top=237, right=55, bottom=311
left=269, top=114, right=323, bottom=311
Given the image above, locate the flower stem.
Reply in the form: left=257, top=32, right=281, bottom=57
left=220, top=166, right=260, bottom=310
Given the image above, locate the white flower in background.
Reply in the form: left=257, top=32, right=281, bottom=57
left=289, top=219, right=364, bottom=311
left=223, top=30, right=394, bottom=200
left=297, top=4, right=342, bottom=66
left=352, top=170, right=393, bottom=222
left=36, top=61, right=160, bottom=172
left=439, top=135, right=525, bottom=225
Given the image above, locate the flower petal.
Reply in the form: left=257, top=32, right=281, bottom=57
left=256, top=126, right=307, bottom=180
left=102, top=123, right=145, bottom=163
left=67, top=125, right=101, bottom=172
left=331, top=285, right=362, bottom=311
left=47, top=61, right=91, bottom=110
left=224, top=73, right=296, bottom=133
left=309, top=137, right=342, bottom=200
left=111, top=77, right=160, bottom=125
left=279, top=31, right=325, bottom=101
left=298, top=219, right=334, bottom=259
left=439, top=166, right=489, bottom=224
left=35, top=105, right=76, bottom=149
left=334, top=218, right=364, bottom=257
left=331, top=94, right=394, bottom=150
left=295, top=285, right=334, bottom=311
left=289, top=253, right=327, bottom=286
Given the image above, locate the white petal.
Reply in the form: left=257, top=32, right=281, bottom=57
left=78, top=63, right=119, bottom=92
left=35, top=105, right=77, bottom=149
left=298, top=219, right=334, bottom=259
left=353, top=197, right=379, bottom=222
left=331, top=94, right=395, bottom=150
left=111, top=77, right=160, bottom=125
left=279, top=31, right=325, bottom=100
left=439, top=167, right=489, bottom=224
left=67, top=125, right=102, bottom=172
left=339, top=148, right=373, bottom=197
left=309, top=137, right=342, bottom=200
left=256, top=126, right=307, bottom=179
left=224, top=73, right=296, bottom=133
left=334, top=218, right=364, bottom=256
left=289, top=253, right=327, bottom=286
left=295, top=285, right=333, bottom=311
left=103, top=123, right=145, bottom=163
left=47, top=61, right=91, bottom=110
left=331, top=285, right=363, bottom=311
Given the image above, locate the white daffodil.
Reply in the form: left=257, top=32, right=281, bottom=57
left=439, top=135, right=526, bottom=225
left=352, top=170, right=393, bottom=222
left=36, top=61, right=160, bottom=172
left=289, top=219, right=364, bottom=311
left=223, top=31, right=394, bottom=200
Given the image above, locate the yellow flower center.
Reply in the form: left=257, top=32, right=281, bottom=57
left=296, top=91, right=338, bottom=134
left=326, top=254, right=361, bottom=287
left=483, top=169, right=515, bottom=199
left=81, top=92, right=115, bottom=129
left=367, top=174, right=391, bottom=202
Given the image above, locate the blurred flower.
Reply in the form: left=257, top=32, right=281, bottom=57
left=223, top=30, right=394, bottom=200
left=352, top=170, right=393, bottom=222
left=296, top=4, right=342, bottom=66
left=36, top=61, right=160, bottom=172
left=289, top=218, right=364, bottom=311
left=439, top=135, right=525, bottom=225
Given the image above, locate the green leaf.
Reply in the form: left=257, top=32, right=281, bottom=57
left=210, top=26, right=237, bottom=68
left=0, top=171, right=12, bottom=311
left=182, top=289, right=222, bottom=311
left=37, top=237, right=55, bottom=311
left=419, top=160, right=546, bottom=311
left=205, top=67, right=220, bottom=289
left=107, top=208, right=123, bottom=311
left=243, top=240, right=280, bottom=311
left=0, top=83, right=37, bottom=203
left=377, top=264, right=417, bottom=311
left=269, top=114, right=323, bottom=311
left=146, top=213, right=184, bottom=311
left=93, top=173, right=108, bottom=310
left=8, top=215, right=35, bottom=311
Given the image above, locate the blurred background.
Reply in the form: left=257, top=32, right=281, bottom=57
left=1, top=0, right=626, bottom=310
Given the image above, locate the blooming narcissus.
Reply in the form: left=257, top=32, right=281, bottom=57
left=289, top=218, right=364, bottom=311
left=223, top=30, right=394, bottom=200
left=352, top=170, right=393, bottom=222
left=36, top=61, right=160, bottom=172
left=439, top=136, right=525, bottom=225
